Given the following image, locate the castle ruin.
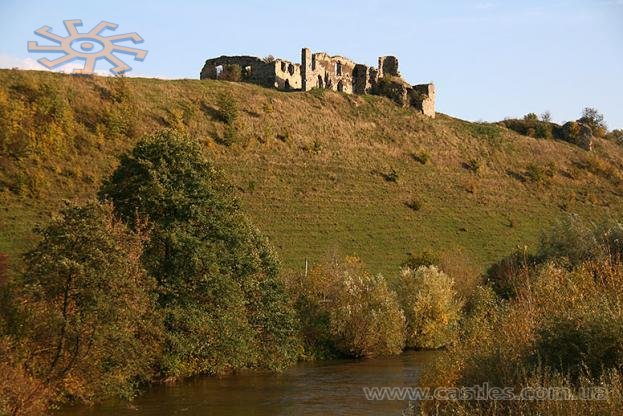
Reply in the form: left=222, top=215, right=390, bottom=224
left=200, top=48, right=435, bottom=118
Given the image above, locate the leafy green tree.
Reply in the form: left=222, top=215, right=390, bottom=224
left=20, top=202, right=162, bottom=403
left=99, top=130, right=301, bottom=377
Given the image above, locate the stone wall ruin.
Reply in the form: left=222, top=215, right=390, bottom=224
left=200, top=48, right=435, bottom=117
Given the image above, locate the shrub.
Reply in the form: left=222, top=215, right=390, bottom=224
left=464, top=158, right=481, bottom=173
left=329, top=259, right=406, bottom=357
left=579, top=107, right=607, bottom=138
left=419, top=232, right=623, bottom=416
left=537, top=216, right=623, bottom=267
left=312, top=139, right=322, bottom=153
left=535, top=303, right=623, bottom=381
left=382, top=167, right=399, bottom=182
left=21, top=202, right=163, bottom=404
left=402, top=249, right=481, bottom=300
left=0, top=338, right=52, bottom=416
left=535, top=122, right=553, bottom=139
left=394, top=266, right=462, bottom=349
left=217, top=91, right=238, bottom=125
left=100, top=130, right=301, bottom=377
left=485, top=248, right=533, bottom=298
left=402, top=249, right=440, bottom=270
left=218, top=64, right=242, bottom=82
left=411, top=151, right=430, bottom=165
left=219, top=124, right=237, bottom=146
left=286, top=256, right=405, bottom=359
left=436, top=248, right=483, bottom=300
left=525, top=162, right=554, bottom=183
left=405, top=198, right=422, bottom=211
left=606, top=129, right=623, bottom=144
left=0, top=79, right=75, bottom=158
left=501, top=116, right=555, bottom=140
left=467, top=123, right=501, bottom=143
left=459, top=285, right=500, bottom=341
left=276, top=131, right=289, bottom=142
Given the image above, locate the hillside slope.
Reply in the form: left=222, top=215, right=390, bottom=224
left=1, top=69, right=623, bottom=275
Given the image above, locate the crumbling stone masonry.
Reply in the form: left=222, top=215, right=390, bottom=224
left=200, top=48, right=435, bottom=118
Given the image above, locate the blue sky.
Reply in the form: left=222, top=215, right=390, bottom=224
left=0, top=0, right=621, bottom=128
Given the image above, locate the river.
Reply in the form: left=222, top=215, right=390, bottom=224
left=58, top=351, right=437, bottom=416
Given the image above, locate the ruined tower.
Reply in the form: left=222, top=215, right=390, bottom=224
left=301, top=47, right=313, bottom=92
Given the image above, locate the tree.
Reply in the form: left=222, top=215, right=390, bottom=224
left=20, top=202, right=162, bottom=403
left=579, top=107, right=607, bottom=137
left=288, top=256, right=405, bottom=359
left=541, top=111, right=552, bottom=123
left=395, top=266, right=462, bottom=349
left=606, top=129, right=623, bottom=143
left=328, top=258, right=405, bottom=357
left=99, top=130, right=301, bottom=377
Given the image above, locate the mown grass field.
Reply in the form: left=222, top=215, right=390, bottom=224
left=1, top=69, right=623, bottom=276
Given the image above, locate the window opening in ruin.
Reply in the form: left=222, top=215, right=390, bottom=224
left=335, top=62, right=342, bottom=76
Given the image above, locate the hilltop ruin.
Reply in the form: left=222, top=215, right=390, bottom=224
left=200, top=48, right=435, bottom=118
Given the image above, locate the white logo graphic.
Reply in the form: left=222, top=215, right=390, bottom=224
left=27, top=19, right=147, bottom=75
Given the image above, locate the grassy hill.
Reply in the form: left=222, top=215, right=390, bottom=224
left=1, top=69, right=623, bottom=276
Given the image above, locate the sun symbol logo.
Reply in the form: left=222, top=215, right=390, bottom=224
left=27, top=19, right=147, bottom=75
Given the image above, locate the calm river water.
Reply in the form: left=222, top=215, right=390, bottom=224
left=58, top=351, right=437, bottom=416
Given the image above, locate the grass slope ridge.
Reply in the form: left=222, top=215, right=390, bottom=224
left=1, top=69, right=623, bottom=275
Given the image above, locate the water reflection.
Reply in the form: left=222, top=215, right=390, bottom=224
left=59, top=351, right=437, bottom=416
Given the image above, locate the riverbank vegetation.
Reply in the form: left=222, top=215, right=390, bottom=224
left=0, top=130, right=463, bottom=415
left=417, top=217, right=623, bottom=415
left=1, top=131, right=304, bottom=415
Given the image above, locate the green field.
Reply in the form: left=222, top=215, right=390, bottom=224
left=2, top=69, right=622, bottom=276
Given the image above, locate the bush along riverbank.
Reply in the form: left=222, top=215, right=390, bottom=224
left=415, top=217, right=623, bottom=415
